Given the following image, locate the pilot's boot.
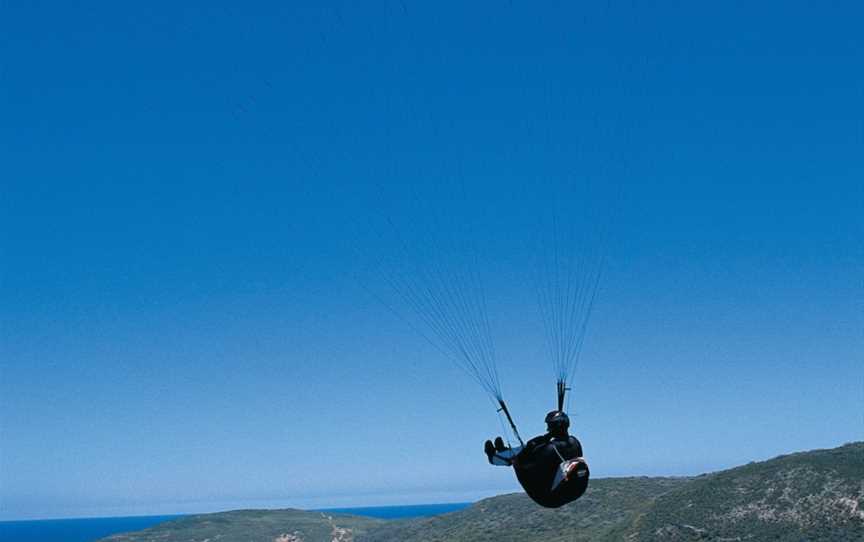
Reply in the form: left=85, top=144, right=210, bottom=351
left=484, top=440, right=496, bottom=464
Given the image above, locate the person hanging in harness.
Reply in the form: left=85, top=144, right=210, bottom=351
left=484, top=410, right=589, bottom=508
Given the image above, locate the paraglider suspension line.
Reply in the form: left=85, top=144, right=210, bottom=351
left=556, top=379, right=569, bottom=412
left=497, top=398, right=524, bottom=447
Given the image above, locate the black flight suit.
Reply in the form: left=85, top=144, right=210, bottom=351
left=513, top=434, right=588, bottom=508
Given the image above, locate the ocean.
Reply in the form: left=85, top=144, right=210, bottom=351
left=0, top=503, right=471, bottom=542
left=0, top=516, right=182, bottom=542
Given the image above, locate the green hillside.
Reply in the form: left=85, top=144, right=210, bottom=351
left=100, top=508, right=385, bottom=542
left=357, top=477, right=687, bottom=542
left=621, top=442, right=864, bottom=541
left=100, top=442, right=863, bottom=542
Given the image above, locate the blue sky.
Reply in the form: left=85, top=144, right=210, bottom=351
left=1, top=1, right=862, bottom=521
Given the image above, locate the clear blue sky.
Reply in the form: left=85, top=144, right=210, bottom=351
left=1, top=1, right=862, bottom=521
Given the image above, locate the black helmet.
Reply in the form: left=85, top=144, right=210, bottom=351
left=545, top=410, right=570, bottom=432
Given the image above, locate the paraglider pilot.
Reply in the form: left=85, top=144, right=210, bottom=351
left=484, top=410, right=589, bottom=508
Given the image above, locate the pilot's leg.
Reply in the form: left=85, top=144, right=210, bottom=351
left=485, top=438, right=519, bottom=466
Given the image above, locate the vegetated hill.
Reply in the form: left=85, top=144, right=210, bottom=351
left=356, top=477, right=688, bottom=542
left=101, top=442, right=863, bottom=542
left=621, top=441, right=864, bottom=541
left=100, top=508, right=385, bottom=542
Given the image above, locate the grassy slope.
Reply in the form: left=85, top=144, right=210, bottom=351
left=356, top=477, right=690, bottom=542
left=622, top=442, right=864, bottom=541
left=99, top=443, right=863, bottom=542
left=101, top=509, right=385, bottom=542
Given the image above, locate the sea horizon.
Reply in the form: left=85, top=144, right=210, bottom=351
left=0, top=502, right=473, bottom=542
